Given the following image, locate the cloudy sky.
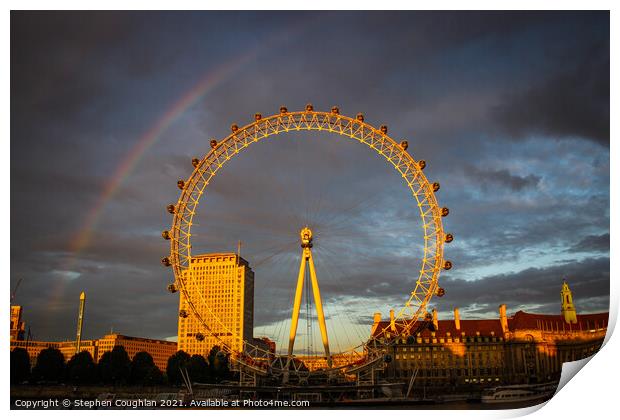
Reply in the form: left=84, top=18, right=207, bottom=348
left=11, top=11, right=609, bottom=353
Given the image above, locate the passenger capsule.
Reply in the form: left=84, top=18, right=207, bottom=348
left=436, top=287, right=446, bottom=297
left=418, top=160, right=426, bottom=170
left=383, top=354, right=393, bottom=363
left=356, top=113, right=365, bottom=122
left=162, top=230, right=170, bottom=240
left=445, top=233, right=454, bottom=243
left=254, top=113, right=262, bottom=121
left=177, top=179, right=185, bottom=190
left=400, top=140, right=408, bottom=150
left=380, top=125, right=388, bottom=134
left=179, top=309, right=188, bottom=318
left=161, top=257, right=171, bottom=267
left=280, top=106, right=288, bottom=114
left=305, top=103, right=314, bottom=111
left=441, top=207, right=449, bottom=217
left=331, top=106, right=340, bottom=114
left=166, top=204, right=175, bottom=214
left=191, top=157, right=200, bottom=168
left=231, top=124, right=239, bottom=132
left=195, top=333, right=205, bottom=342
left=443, top=260, right=453, bottom=270
left=210, top=139, right=218, bottom=149
left=432, top=182, right=440, bottom=192
left=167, top=283, right=177, bottom=293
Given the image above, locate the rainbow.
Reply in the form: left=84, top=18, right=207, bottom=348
left=67, top=48, right=259, bottom=261
left=43, top=15, right=323, bottom=319
left=57, top=13, right=320, bottom=301
left=51, top=49, right=260, bottom=313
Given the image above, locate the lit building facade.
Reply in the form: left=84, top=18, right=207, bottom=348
left=10, top=335, right=176, bottom=372
left=94, top=334, right=177, bottom=371
left=178, top=252, right=254, bottom=356
left=369, top=283, right=607, bottom=390
left=10, top=306, right=26, bottom=341
left=10, top=339, right=97, bottom=368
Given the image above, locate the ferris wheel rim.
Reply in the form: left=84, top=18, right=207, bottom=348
left=164, top=106, right=450, bottom=371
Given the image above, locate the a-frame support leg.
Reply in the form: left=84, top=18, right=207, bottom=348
left=307, top=251, right=331, bottom=367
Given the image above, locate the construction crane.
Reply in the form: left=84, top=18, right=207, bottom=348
left=11, top=278, right=22, bottom=303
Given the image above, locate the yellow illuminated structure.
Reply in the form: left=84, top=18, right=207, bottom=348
left=177, top=252, right=254, bottom=356
left=10, top=306, right=26, bottom=341
left=10, top=333, right=176, bottom=371
left=288, top=227, right=331, bottom=367
left=561, top=281, right=578, bottom=324
left=75, top=291, right=86, bottom=353
left=95, top=333, right=177, bottom=371
left=10, top=339, right=96, bottom=367
left=10, top=302, right=176, bottom=372
left=163, top=107, right=452, bottom=369
left=369, top=282, right=608, bottom=387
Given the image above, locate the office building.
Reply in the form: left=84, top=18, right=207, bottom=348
left=177, top=252, right=254, bottom=356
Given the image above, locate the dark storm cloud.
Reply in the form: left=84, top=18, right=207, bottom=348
left=11, top=12, right=140, bottom=121
left=192, top=12, right=609, bottom=146
left=569, top=233, right=610, bottom=253
left=435, top=257, right=609, bottom=317
left=255, top=307, right=295, bottom=328
left=492, top=36, right=609, bottom=145
left=10, top=11, right=609, bottom=342
left=463, top=165, right=541, bottom=192
left=249, top=256, right=610, bottom=327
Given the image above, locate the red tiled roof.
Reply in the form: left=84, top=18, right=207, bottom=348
left=370, top=311, right=609, bottom=339
left=508, top=310, right=609, bottom=331
left=439, top=319, right=503, bottom=336
left=371, top=319, right=504, bottom=339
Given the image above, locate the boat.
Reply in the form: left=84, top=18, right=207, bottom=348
left=481, top=382, right=558, bottom=404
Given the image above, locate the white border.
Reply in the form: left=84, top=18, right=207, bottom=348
left=4, top=3, right=617, bottom=420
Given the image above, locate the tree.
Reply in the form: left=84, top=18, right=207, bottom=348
left=166, top=350, right=190, bottom=386
left=207, top=346, right=231, bottom=383
left=10, top=347, right=31, bottom=384
left=187, top=354, right=210, bottom=383
left=66, top=351, right=97, bottom=384
left=130, top=351, right=163, bottom=386
left=98, top=345, right=131, bottom=385
left=32, top=347, right=65, bottom=383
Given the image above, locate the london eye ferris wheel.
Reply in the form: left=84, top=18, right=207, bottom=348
left=161, top=105, right=453, bottom=377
